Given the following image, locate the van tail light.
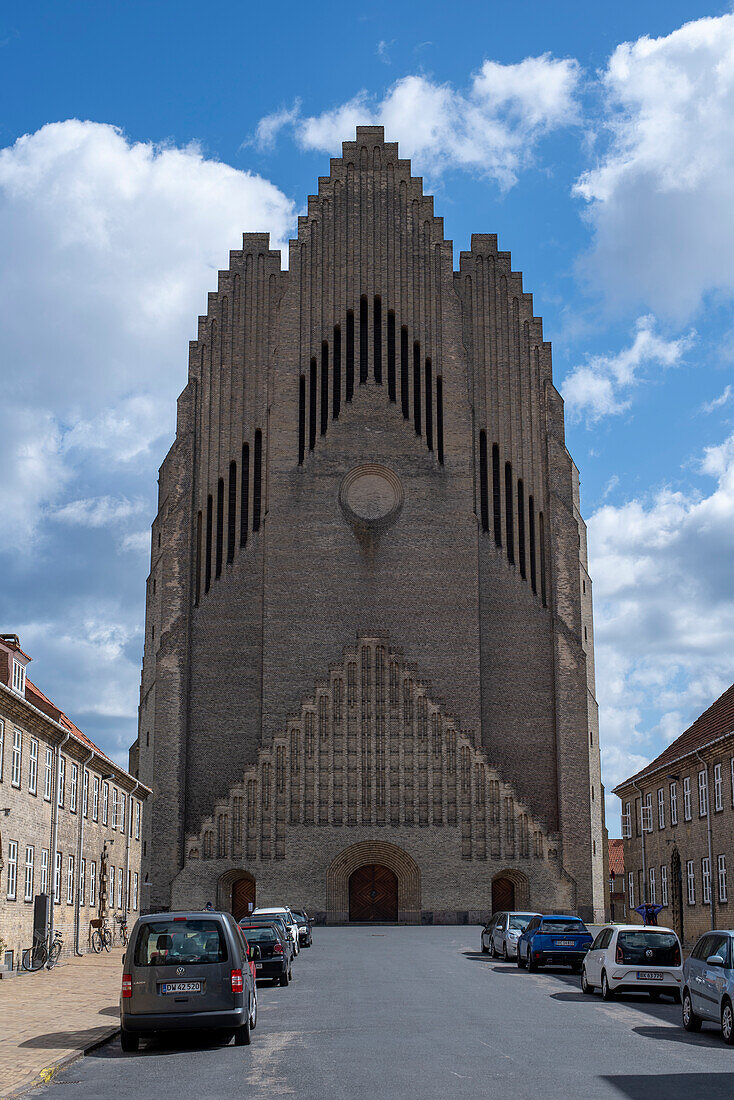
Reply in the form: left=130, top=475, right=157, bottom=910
left=122, top=974, right=132, bottom=998
left=273, top=942, right=283, bottom=955
left=673, top=944, right=681, bottom=966
left=616, top=945, right=623, bottom=963
left=231, top=969, right=243, bottom=993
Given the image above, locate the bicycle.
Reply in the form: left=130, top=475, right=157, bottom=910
left=90, top=918, right=112, bottom=953
left=115, top=914, right=129, bottom=947
left=22, top=928, right=63, bottom=971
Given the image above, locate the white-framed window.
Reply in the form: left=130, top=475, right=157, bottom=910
left=135, top=800, right=141, bottom=840
left=24, top=845, right=34, bottom=902
left=683, top=776, right=692, bottom=821
left=102, top=782, right=109, bottom=825
left=119, top=792, right=126, bottom=833
left=12, top=658, right=26, bottom=695
left=643, top=792, right=653, bottom=832
left=70, top=762, right=78, bottom=813
left=82, top=769, right=89, bottom=817
left=714, top=763, right=723, bottom=811
left=718, top=855, right=728, bottom=903
left=44, top=748, right=53, bottom=800
left=126, top=869, right=131, bottom=910
left=53, top=851, right=62, bottom=905
left=0, top=717, right=4, bottom=781
left=40, top=849, right=49, bottom=895
left=670, top=782, right=678, bottom=826
left=132, top=871, right=138, bottom=910
left=11, top=728, right=22, bottom=787
left=79, top=858, right=86, bottom=904
left=28, top=737, right=38, bottom=794
left=92, top=775, right=99, bottom=821
left=58, top=754, right=66, bottom=807
left=698, top=769, right=708, bottom=817
left=117, top=867, right=123, bottom=909
left=657, top=788, right=665, bottom=829
left=111, top=786, right=118, bottom=829
left=90, top=861, right=97, bottom=908
left=702, top=857, right=711, bottom=905
left=628, top=871, right=635, bottom=909
left=621, top=801, right=632, bottom=838
left=649, top=866, right=657, bottom=904
left=661, top=864, right=668, bottom=907
left=67, top=854, right=75, bottom=905
left=686, top=859, right=696, bottom=905
left=108, top=865, right=115, bottom=907
left=6, top=840, right=18, bottom=900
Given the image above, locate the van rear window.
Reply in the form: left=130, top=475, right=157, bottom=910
left=134, top=919, right=228, bottom=967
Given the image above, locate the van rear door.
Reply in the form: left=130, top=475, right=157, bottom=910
left=129, top=917, right=235, bottom=1015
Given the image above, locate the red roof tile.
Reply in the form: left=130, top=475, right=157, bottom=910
left=614, top=681, right=734, bottom=792
left=608, top=838, right=624, bottom=875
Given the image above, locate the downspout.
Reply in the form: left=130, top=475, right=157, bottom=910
left=124, top=781, right=140, bottom=922
left=74, top=749, right=94, bottom=955
left=694, top=750, right=715, bottom=932
left=631, top=780, right=647, bottom=910
left=48, top=729, right=71, bottom=951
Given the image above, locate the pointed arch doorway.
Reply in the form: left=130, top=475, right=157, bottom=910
left=217, top=869, right=256, bottom=920
left=349, top=864, right=398, bottom=922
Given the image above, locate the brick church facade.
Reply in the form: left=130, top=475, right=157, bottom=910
left=132, top=127, right=605, bottom=923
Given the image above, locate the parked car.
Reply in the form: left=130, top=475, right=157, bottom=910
left=682, top=930, right=734, bottom=1041
left=239, top=923, right=293, bottom=986
left=120, top=911, right=257, bottom=1051
left=253, top=907, right=300, bottom=955
left=517, top=914, right=592, bottom=971
left=582, top=924, right=682, bottom=1002
left=291, top=909, right=313, bottom=948
left=240, top=915, right=295, bottom=963
left=482, top=912, right=539, bottom=959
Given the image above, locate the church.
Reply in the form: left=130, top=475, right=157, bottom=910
left=131, top=127, right=605, bottom=923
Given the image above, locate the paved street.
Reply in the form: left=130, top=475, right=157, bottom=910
left=30, top=926, right=734, bottom=1099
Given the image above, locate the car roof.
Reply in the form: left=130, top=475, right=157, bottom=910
left=253, top=907, right=290, bottom=914
left=137, top=910, right=230, bottom=922
left=611, top=924, right=677, bottom=933
left=537, top=914, right=586, bottom=920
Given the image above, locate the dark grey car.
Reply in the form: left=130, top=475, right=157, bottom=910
left=120, top=911, right=257, bottom=1051
left=682, top=930, right=734, bottom=1043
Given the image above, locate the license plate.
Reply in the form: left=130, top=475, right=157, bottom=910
left=255, top=963, right=263, bottom=970
left=556, top=941, right=574, bottom=947
left=161, top=981, right=201, bottom=994
left=637, top=971, right=663, bottom=981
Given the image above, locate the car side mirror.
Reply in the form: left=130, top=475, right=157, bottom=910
left=251, top=944, right=261, bottom=960
left=122, top=953, right=126, bottom=964
left=707, top=954, right=726, bottom=967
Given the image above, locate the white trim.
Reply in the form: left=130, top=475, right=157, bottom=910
left=6, top=840, right=18, bottom=900
left=24, top=845, right=34, bottom=902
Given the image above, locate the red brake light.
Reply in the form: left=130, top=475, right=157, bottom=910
left=673, top=944, right=681, bottom=966
left=273, top=942, right=283, bottom=955
left=616, top=945, right=623, bottom=963
left=122, top=974, right=132, bottom=998
left=173, top=917, right=187, bottom=922
left=231, top=969, right=243, bottom=993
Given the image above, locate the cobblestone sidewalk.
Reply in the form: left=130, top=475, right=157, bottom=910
left=0, top=952, right=122, bottom=1098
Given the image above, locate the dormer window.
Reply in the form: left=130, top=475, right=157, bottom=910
left=12, top=659, right=26, bottom=696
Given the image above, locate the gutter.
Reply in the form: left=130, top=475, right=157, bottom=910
left=694, top=749, right=716, bottom=932
left=123, top=780, right=140, bottom=923
left=48, top=729, right=71, bottom=952
left=74, top=748, right=94, bottom=955
left=631, top=779, right=648, bottom=907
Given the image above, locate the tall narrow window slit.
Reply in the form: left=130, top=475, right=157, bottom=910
left=227, top=460, right=236, bottom=563
left=215, top=478, right=224, bottom=578
left=539, top=511, right=547, bottom=606
left=205, top=495, right=212, bottom=592
left=195, top=511, right=202, bottom=605
left=320, top=342, right=329, bottom=436
left=529, top=495, right=537, bottom=593
left=346, top=311, right=354, bottom=402
left=387, top=312, right=396, bottom=401
left=425, top=360, right=433, bottom=451
left=297, top=377, right=305, bottom=465
left=479, top=431, right=489, bottom=532
left=241, top=443, right=250, bottom=545
left=359, top=296, right=368, bottom=384
left=253, top=429, right=262, bottom=532
left=436, top=376, right=444, bottom=464
left=373, top=296, right=382, bottom=384
left=517, top=479, right=526, bottom=579
left=333, top=326, right=341, bottom=419
left=505, top=463, right=514, bottom=564
left=400, top=327, right=409, bottom=418
left=492, top=444, right=502, bottom=546
left=413, top=342, right=421, bottom=435
left=309, top=359, right=317, bottom=450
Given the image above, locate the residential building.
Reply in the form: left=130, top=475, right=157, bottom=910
left=608, top=838, right=626, bottom=921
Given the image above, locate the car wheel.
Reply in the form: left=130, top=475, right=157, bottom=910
left=517, top=948, right=526, bottom=969
left=527, top=951, right=536, bottom=973
left=488, top=938, right=496, bottom=959
left=481, top=936, right=489, bottom=954
left=722, top=1000, right=734, bottom=1045
left=682, top=989, right=702, bottom=1032
left=120, top=1029, right=139, bottom=1053
left=280, top=968, right=290, bottom=987
left=581, top=967, right=594, bottom=995
left=234, top=1014, right=251, bottom=1046
left=503, top=942, right=510, bottom=962
left=601, top=971, right=614, bottom=1001
left=250, top=993, right=258, bottom=1030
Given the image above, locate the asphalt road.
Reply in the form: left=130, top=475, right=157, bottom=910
left=31, top=926, right=734, bottom=1100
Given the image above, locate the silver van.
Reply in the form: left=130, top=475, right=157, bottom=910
left=120, top=911, right=257, bottom=1051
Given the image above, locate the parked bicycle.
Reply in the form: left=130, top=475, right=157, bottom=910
left=22, top=927, right=63, bottom=971
left=90, top=918, right=112, bottom=953
left=115, top=913, right=129, bottom=947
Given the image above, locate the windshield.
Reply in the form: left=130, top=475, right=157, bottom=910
left=239, top=927, right=277, bottom=943
left=540, top=920, right=587, bottom=934
left=509, top=915, right=535, bottom=931
left=617, top=931, right=679, bottom=965
left=134, top=919, right=227, bottom=967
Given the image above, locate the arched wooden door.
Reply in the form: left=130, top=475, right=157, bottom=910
left=231, top=876, right=256, bottom=921
left=492, top=876, right=515, bottom=913
left=349, top=864, right=398, bottom=922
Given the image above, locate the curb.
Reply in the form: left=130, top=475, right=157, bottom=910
left=3, top=1026, right=120, bottom=1099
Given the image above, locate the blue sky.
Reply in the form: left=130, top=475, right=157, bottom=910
left=1, top=1, right=733, bottom=833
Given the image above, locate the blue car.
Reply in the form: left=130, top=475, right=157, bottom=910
left=517, top=914, right=593, bottom=972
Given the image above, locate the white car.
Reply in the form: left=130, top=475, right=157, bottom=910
left=253, top=907, right=300, bottom=955
left=582, top=924, right=682, bottom=1002
left=481, top=912, right=539, bottom=960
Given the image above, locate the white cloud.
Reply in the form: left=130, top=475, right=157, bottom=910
left=562, top=315, right=693, bottom=422
left=254, top=102, right=301, bottom=151
left=259, top=55, right=581, bottom=188
left=51, top=496, right=148, bottom=528
left=574, top=14, right=734, bottom=319
left=377, top=39, right=394, bottom=65
left=701, top=384, right=733, bottom=414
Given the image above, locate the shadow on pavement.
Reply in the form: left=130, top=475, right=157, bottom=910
left=20, top=1026, right=116, bottom=1049
left=632, top=1024, right=724, bottom=1049
left=600, top=1072, right=734, bottom=1099
left=98, top=1005, right=120, bottom=1018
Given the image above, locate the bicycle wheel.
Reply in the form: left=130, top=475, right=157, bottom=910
left=22, top=943, right=48, bottom=972
left=91, top=929, right=102, bottom=953
left=47, top=939, right=62, bottom=969
left=102, top=929, right=112, bottom=952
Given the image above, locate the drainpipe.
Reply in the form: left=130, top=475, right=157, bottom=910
left=74, top=749, right=94, bottom=955
left=631, top=780, right=648, bottom=911
left=48, top=729, right=71, bottom=951
left=694, top=750, right=716, bottom=932
left=124, top=781, right=140, bottom=922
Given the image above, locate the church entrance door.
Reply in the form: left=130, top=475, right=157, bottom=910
left=492, top=876, right=515, bottom=913
left=349, top=864, right=398, bottom=922
left=232, top=876, right=256, bottom=921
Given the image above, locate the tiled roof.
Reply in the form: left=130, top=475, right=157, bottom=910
left=608, top=838, right=624, bottom=875
left=24, top=677, right=118, bottom=771
left=614, top=681, right=734, bottom=792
